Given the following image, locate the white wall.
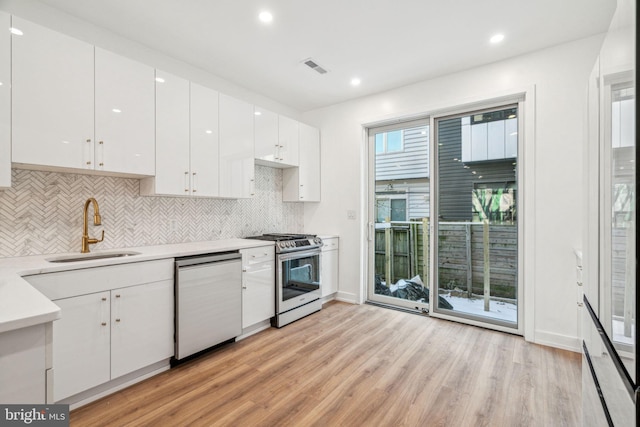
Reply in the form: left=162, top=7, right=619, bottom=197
left=302, top=35, right=605, bottom=352
left=0, top=0, right=301, bottom=120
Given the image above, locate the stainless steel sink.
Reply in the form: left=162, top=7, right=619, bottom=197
left=46, top=251, right=141, bottom=263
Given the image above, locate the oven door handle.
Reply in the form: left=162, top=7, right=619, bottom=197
left=277, top=248, right=322, bottom=260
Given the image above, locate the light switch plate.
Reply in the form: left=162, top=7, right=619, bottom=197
left=347, top=210, right=356, bottom=220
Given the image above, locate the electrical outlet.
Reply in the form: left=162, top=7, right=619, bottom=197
left=169, top=219, right=177, bottom=232
left=347, top=210, right=356, bottom=220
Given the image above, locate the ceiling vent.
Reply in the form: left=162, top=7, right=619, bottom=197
left=302, top=58, right=328, bottom=74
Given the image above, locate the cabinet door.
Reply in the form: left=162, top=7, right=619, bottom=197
left=190, top=82, right=220, bottom=197
left=154, top=70, right=190, bottom=195
left=278, top=115, right=299, bottom=166
left=0, top=11, right=9, bottom=188
left=111, top=280, right=174, bottom=379
left=242, top=260, right=275, bottom=328
left=219, top=94, right=255, bottom=198
left=298, top=123, right=321, bottom=201
left=0, top=325, right=46, bottom=404
left=95, top=48, right=155, bottom=176
left=11, top=17, right=94, bottom=170
left=52, top=292, right=110, bottom=402
left=254, top=107, right=279, bottom=163
left=321, top=248, right=339, bottom=297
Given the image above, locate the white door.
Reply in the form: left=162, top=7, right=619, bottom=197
left=11, top=17, right=94, bottom=170
left=110, top=281, right=174, bottom=379
left=52, top=292, right=110, bottom=401
left=190, top=82, right=220, bottom=197
left=219, top=94, right=255, bottom=198
left=154, top=70, right=190, bottom=195
left=431, top=104, right=523, bottom=334
left=367, top=119, right=430, bottom=312
left=95, top=48, right=155, bottom=176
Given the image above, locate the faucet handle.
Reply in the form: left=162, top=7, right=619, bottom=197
left=88, top=230, right=105, bottom=245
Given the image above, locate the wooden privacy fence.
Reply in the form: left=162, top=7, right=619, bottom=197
left=375, top=220, right=518, bottom=300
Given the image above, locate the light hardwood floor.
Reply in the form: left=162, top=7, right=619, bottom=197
left=71, top=301, right=582, bottom=426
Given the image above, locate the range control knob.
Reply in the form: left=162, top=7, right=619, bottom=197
left=314, top=237, right=323, bottom=246
left=279, top=242, right=287, bottom=249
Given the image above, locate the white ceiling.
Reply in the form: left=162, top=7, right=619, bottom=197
left=35, top=0, right=616, bottom=112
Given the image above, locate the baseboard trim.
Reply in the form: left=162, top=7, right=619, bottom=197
left=335, top=291, right=357, bottom=304
left=534, top=330, right=581, bottom=353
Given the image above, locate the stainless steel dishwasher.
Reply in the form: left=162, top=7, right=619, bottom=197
left=174, top=252, right=242, bottom=361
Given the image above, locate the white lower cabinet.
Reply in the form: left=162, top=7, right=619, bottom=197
left=25, top=259, right=174, bottom=403
left=321, top=237, right=339, bottom=297
left=52, top=292, right=111, bottom=401
left=0, top=324, right=47, bottom=404
left=110, top=281, right=174, bottom=379
left=241, top=246, right=275, bottom=328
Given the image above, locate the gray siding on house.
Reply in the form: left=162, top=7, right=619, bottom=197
left=408, top=185, right=429, bottom=219
left=376, top=180, right=429, bottom=220
left=438, top=118, right=516, bottom=221
left=375, top=126, right=429, bottom=180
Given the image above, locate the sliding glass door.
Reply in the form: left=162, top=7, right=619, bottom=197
left=431, top=105, right=521, bottom=330
left=367, top=119, right=430, bottom=311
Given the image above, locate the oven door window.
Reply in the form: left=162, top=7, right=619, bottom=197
left=281, top=254, right=320, bottom=301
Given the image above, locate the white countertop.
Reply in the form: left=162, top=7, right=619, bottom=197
left=0, top=238, right=274, bottom=334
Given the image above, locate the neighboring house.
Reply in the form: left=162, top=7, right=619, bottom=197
left=375, top=125, right=429, bottom=222
left=438, top=109, right=518, bottom=223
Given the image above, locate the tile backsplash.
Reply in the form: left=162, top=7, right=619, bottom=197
left=0, top=166, right=304, bottom=257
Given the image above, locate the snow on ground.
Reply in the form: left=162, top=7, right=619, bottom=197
left=612, top=317, right=635, bottom=345
left=441, top=293, right=517, bottom=323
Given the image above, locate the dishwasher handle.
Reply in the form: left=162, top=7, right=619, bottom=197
left=175, top=251, right=241, bottom=267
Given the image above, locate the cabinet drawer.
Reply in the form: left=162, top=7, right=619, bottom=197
left=241, top=246, right=275, bottom=265
left=25, top=258, right=174, bottom=300
left=321, top=237, right=339, bottom=251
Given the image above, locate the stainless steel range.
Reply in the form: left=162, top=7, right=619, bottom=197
left=246, top=233, right=323, bottom=327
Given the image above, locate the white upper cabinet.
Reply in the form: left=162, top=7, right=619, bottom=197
left=0, top=12, right=10, bottom=189
left=219, top=93, right=255, bottom=198
left=11, top=17, right=155, bottom=176
left=141, top=76, right=220, bottom=197
left=254, top=107, right=279, bottom=164
left=95, top=48, right=155, bottom=175
left=254, top=108, right=299, bottom=168
left=142, top=70, right=190, bottom=196
left=11, top=17, right=94, bottom=170
left=299, top=123, right=321, bottom=201
left=283, top=123, right=320, bottom=202
left=277, top=115, right=300, bottom=166
left=189, top=82, right=220, bottom=197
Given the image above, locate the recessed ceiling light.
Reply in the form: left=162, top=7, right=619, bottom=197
left=112, top=108, right=121, bottom=113
left=205, top=130, right=213, bottom=134
left=259, top=11, right=273, bottom=23
left=155, top=77, right=165, bottom=83
left=10, top=27, right=23, bottom=36
left=490, top=34, right=505, bottom=44
left=350, top=77, right=361, bottom=86
left=254, top=111, right=262, bottom=116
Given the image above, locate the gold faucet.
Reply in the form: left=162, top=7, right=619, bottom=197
left=81, top=197, right=105, bottom=253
